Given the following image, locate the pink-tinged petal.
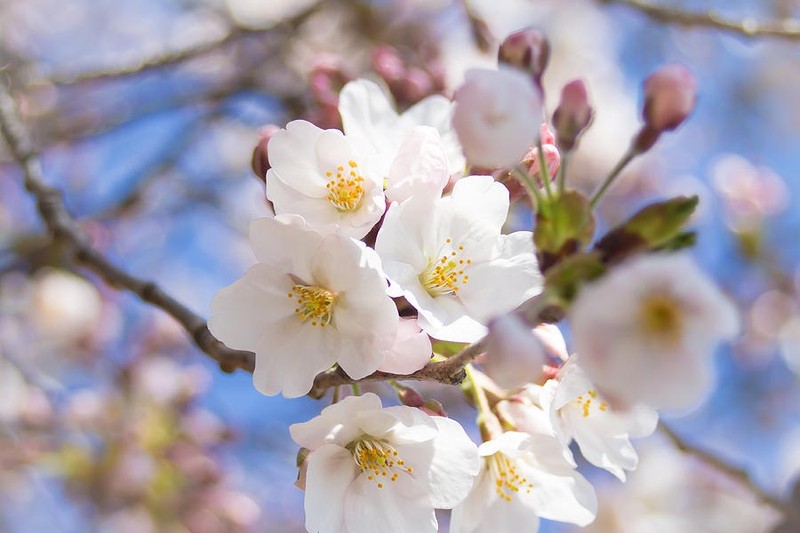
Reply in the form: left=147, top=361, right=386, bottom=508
left=290, top=393, right=383, bottom=449
left=417, top=310, right=486, bottom=343
left=483, top=314, right=546, bottom=389
left=417, top=416, right=479, bottom=508
left=355, top=406, right=438, bottom=444
left=452, top=68, right=542, bottom=169
left=386, top=126, right=449, bottom=203
left=252, top=316, right=340, bottom=398
left=401, top=95, right=464, bottom=172
left=304, top=444, right=358, bottom=533
left=208, top=264, right=295, bottom=351
left=268, top=120, right=330, bottom=196
left=248, top=216, right=322, bottom=280
left=378, top=319, right=432, bottom=375
left=533, top=323, right=568, bottom=362
left=343, top=472, right=437, bottom=533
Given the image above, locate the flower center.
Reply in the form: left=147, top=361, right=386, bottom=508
left=488, top=452, right=533, bottom=503
left=288, top=284, right=336, bottom=327
left=420, top=238, right=472, bottom=297
left=325, top=160, right=365, bottom=212
left=572, top=389, right=609, bottom=418
left=351, top=438, right=414, bottom=489
left=640, top=292, right=683, bottom=343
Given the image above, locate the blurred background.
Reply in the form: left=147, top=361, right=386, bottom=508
left=1, top=0, right=799, bottom=531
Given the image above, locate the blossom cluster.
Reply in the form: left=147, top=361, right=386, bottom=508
left=209, top=28, right=740, bottom=533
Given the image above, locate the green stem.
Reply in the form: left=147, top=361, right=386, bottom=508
left=589, top=147, right=638, bottom=209
left=332, top=385, right=341, bottom=404
left=464, top=364, right=492, bottom=417
left=558, top=151, right=570, bottom=195
left=351, top=383, right=361, bottom=396
left=512, top=165, right=545, bottom=215
left=537, top=138, right=555, bottom=200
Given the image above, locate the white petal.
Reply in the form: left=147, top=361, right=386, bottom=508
left=268, top=120, right=330, bottom=196
left=375, top=199, right=436, bottom=275
left=355, top=406, right=438, bottom=444
left=304, top=444, right=358, bottom=533
left=249, top=215, right=322, bottom=280
left=449, top=466, right=494, bottom=533
left=418, top=416, right=480, bottom=508
left=208, top=263, right=295, bottom=351
left=445, top=175, right=509, bottom=231
left=290, top=393, right=383, bottom=449
left=252, top=316, right=340, bottom=398
left=343, top=472, right=437, bottom=533
left=458, top=232, right=542, bottom=322
left=339, top=79, right=403, bottom=164
left=523, top=464, right=597, bottom=526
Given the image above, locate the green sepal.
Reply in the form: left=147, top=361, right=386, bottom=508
left=534, top=190, right=595, bottom=273
left=594, top=195, right=698, bottom=264
left=543, top=251, right=606, bottom=304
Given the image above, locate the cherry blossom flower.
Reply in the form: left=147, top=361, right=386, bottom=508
left=452, top=68, right=542, bottom=169
left=289, top=393, right=480, bottom=533
left=339, top=78, right=465, bottom=176
left=569, top=254, right=739, bottom=410
left=538, top=355, right=658, bottom=481
left=265, top=120, right=385, bottom=239
left=375, top=175, right=543, bottom=342
left=450, top=431, right=597, bottom=533
left=209, top=216, right=399, bottom=398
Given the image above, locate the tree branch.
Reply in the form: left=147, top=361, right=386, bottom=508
left=39, top=2, right=325, bottom=86
left=598, top=0, right=800, bottom=41
left=658, top=421, right=788, bottom=512
left=0, top=87, right=255, bottom=374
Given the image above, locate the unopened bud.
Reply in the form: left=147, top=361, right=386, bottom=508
left=552, top=79, right=593, bottom=152
left=643, top=64, right=696, bottom=132
left=521, top=125, right=560, bottom=184
left=635, top=64, right=696, bottom=152
left=250, top=125, right=279, bottom=182
left=372, top=45, right=406, bottom=84
left=498, top=28, right=550, bottom=86
left=420, top=399, right=447, bottom=417
left=397, top=386, right=425, bottom=408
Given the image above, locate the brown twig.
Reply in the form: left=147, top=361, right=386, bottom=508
left=658, top=421, right=788, bottom=512
left=598, top=0, right=800, bottom=41
left=0, top=87, right=255, bottom=374
left=39, top=2, right=325, bottom=87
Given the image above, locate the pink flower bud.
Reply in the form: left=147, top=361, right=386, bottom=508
left=498, top=28, right=550, bottom=83
left=372, top=45, right=406, bottom=84
left=397, top=386, right=425, bottom=408
left=642, top=64, right=696, bottom=132
left=552, top=79, right=593, bottom=151
left=250, top=125, right=279, bottom=182
left=520, top=143, right=560, bottom=184
left=420, top=399, right=447, bottom=417
left=453, top=68, right=542, bottom=169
